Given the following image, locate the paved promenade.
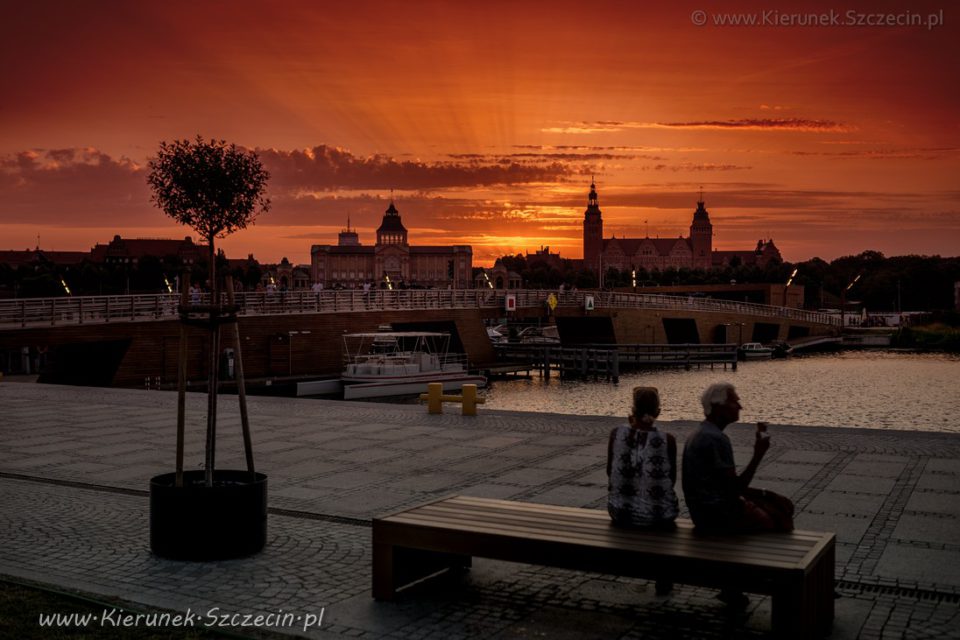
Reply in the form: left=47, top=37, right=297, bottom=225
left=1, top=381, right=958, bottom=639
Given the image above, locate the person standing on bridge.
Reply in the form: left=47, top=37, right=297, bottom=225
left=607, top=386, right=679, bottom=594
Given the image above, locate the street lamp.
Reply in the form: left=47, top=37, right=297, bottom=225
left=783, top=267, right=798, bottom=307
left=841, top=273, right=861, bottom=327
left=723, top=322, right=744, bottom=346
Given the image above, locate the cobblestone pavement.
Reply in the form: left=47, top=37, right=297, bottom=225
left=1, top=382, right=959, bottom=639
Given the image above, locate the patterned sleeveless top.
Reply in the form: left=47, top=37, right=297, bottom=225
left=607, top=426, right=679, bottom=527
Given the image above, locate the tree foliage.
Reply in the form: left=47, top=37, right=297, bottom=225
left=482, top=249, right=960, bottom=312
left=147, top=136, right=270, bottom=242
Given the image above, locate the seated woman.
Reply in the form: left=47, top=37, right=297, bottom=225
left=607, top=387, right=679, bottom=594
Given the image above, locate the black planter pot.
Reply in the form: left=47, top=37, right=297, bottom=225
left=150, top=470, right=267, bottom=561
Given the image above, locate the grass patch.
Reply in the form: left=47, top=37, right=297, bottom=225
left=895, top=324, right=960, bottom=351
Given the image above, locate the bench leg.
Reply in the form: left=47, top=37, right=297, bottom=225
left=817, top=545, right=835, bottom=633
left=372, top=543, right=472, bottom=601
left=372, top=542, right=397, bottom=601
left=772, top=578, right=813, bottom=640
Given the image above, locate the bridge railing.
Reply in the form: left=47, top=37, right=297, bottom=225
left=580, top=291, right=840, bottom=325
left=0, top=289, right=840, bottom=328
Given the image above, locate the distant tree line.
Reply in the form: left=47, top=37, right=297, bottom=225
left=4, top=249, right=959, bottom=313
left=481, top=250, right=960, bottom=312
left=0, top=252, right=263, bottom=298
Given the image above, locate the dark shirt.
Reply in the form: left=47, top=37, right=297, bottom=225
left=682, top=420, right=741, bottom=528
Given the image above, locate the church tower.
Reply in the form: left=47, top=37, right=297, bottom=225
left=689, top=191, right=713, bottom=269
left=583, top=180, right=604, bottom=272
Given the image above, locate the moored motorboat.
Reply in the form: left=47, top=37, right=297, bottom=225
left=738, top=342, right=774, bottom=360
left=769, top=341, right=794, bottom=358
left=341, top=331, right=486, bottom=400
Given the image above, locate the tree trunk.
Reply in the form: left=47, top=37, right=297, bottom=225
left=204, top=239, right=219, bottom=487
left=175, top=271, right=190, bottom=488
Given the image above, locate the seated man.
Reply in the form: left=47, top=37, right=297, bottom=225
left=682, top=382, right=795, bottom=607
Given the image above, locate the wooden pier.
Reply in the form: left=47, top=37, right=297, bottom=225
left=492, top=343, right=738, bottom=382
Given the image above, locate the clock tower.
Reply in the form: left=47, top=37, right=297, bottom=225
left=583, top=180, right=604, bottom=272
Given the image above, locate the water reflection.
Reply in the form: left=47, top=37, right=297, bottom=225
left=483, top=351, right=960, bottom=432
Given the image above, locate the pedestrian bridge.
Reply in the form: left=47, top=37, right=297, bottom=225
left=0, top=290, right=840, bottom=386
left=0, top=290, right=840, bottom=329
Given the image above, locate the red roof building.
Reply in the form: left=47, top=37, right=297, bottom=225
left=0, top=249, right=89, bottom=268
left=88, top=235, right=208, bottom=264
left=582, top=182, right=781, bottom=273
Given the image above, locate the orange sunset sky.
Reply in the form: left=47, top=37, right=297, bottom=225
left=2, top=0, right=958, bottom=267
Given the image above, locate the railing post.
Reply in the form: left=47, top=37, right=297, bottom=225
left=105, top=297, right=110, bottom=322
left=50, top=298, right=56, bottom=326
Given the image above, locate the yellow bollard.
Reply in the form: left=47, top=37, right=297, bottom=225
left=419, top=383, right=486, bottom=416
left=423, top=382, right=444, bottom=414
left=461, top=384, right=479, bottom=416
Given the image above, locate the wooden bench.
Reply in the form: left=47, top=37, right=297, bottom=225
left=372, top=495, right=835, bottom=639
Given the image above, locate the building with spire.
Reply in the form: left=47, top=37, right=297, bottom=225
left=582, top=182, right=780, bottom=273
left=310, top=200, right=472, bottom=289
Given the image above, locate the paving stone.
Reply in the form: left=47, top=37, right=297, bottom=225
left=915, top=473, right=960, bottom=491
left=924, top=459, right=960, bottom=474
left=873, top=543, right=960, bottom=587
left=470, top=435, right=529, bottom=449
left=776, top=450, right=837, bottom=464
left=388, top=472, right=472, bottom=493
left=807, top=491, right=889, bottom=516
left=524, top=484, right=605, bottom=508
left=535, top=453, right=601, bottom=471
left=795, top=512, right=872, bottom=545
left=459, top=484, right=524, bottom=500
left=307, top=470, right=394, bottom=490
left=890, top=513, right=960, bottom=546
left=493, top=467, right=573, bottom=487
left=843, top=459, right=908, bottom=478
left=905, top=492, right=960, bottom=516
left=826, top=474, right=898, bottom=495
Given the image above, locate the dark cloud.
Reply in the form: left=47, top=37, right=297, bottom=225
left=791, top=147, right=959, bottom=160
left=257, top=145, right=576, bottom=191
left=514, top=144, right=703, bottom=153
left=0, top=148, right=156, bottom=226
left=543, top=119, right=852, bottom=133
left=655, top=119, right=851, bottom=132
left=0, top=144, right=580, bottom=226
left=445, top=151, right=667, bottom=162
left=646, top=163, right=752, bottom=172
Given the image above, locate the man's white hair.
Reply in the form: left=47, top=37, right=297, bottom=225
left=701, top=382, right=736, bottom=416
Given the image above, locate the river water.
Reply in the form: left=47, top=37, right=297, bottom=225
left=482, top=351, right=960, bottom=432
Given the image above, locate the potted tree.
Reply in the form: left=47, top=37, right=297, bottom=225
left=147, top=136, right=271, bottom=560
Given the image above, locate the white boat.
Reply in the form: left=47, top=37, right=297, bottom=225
left=517, top=325, right=560, bottom=344
left=486, top=325, right=506, bottom=343
left=341, top=331, right=486, bottom=400
left=738, top=342, right=774, bottom=360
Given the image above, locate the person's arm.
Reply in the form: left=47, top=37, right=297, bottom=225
left=736, top=432, right=770, bottom=491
